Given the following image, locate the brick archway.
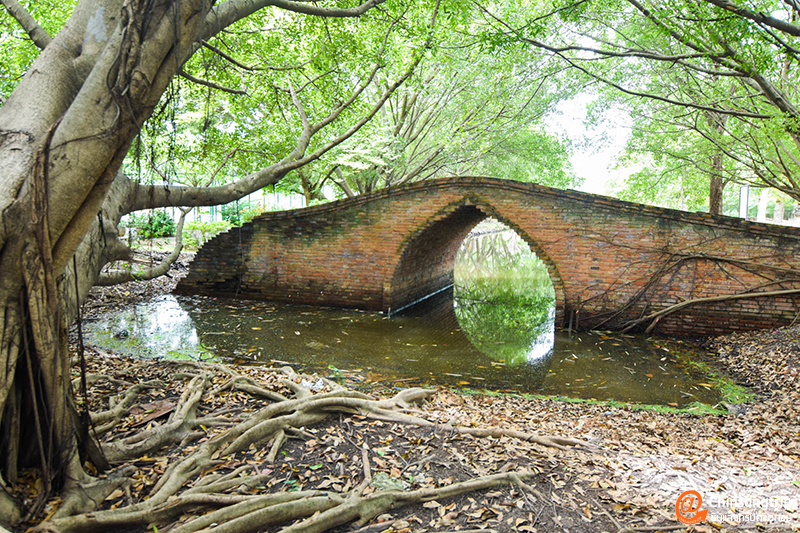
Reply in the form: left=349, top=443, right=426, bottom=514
left=384, top=201, right=566, bottom=322
left=177, top=177, right=800, bottom=335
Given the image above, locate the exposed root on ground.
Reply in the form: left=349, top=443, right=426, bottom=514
left=32, top=360, right=589, bottom=533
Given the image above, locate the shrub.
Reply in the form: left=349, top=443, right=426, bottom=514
left=220, top=202, right=262, bottom=226
left=129, top=210, right=176, bottom=239
left=182, top=220, right=233, bottom=249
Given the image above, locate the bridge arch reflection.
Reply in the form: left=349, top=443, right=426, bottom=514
left=454, top=219, right=556, bottom=368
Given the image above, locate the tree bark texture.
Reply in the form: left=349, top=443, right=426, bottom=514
left=0, top=0, right=210, bottom=523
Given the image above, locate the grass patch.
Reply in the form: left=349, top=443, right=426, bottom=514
left=454, top=372, right=750, bottom=416
left=678, top=354, right=755, bottom=405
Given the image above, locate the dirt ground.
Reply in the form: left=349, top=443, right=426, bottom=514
left=41, top=344, right=795, bottom=533
left=19, top=253, right=798, bottom=533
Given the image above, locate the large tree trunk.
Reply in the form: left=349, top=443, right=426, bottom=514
left=0, top=0, right=206, bottom=524
left=704, top=105, right=728, bottom=216
left=0, top=0, right=431, bottom=524
left=0, top=175, right=81, bottom=524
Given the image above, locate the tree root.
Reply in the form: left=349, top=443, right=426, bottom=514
left=103, top=373, right=211, bottom=462
left=211, top=375, right=288, bottom=402
left=279, top=469, right=541, bottom=533
left=32, top=362, right=588, bottom=533
left=622, top=287, right=800, bottom=334
left=90, top=379, right=161, bottom=433
left=53, top=466, right=136, bottom=519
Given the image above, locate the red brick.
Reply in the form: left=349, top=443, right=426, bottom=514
left=176, top=177, right=800, bottom=336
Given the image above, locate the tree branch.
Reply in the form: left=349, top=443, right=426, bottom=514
left=476, top=1, right=774, bottom=121
left=0, top=0, right=52, bottom=50
left=131, top=2, right=441, bottom=212
left=179, top=69, right=247, bottom=95
left=203, top=0, right=386, bottom=42
left=202, top=40, right=316, bottom=72
left=201, top=41, right=261, bottom=71
left=270, top=0, right=386, bottom=17
left=330, top=166, right=356, bottom=198
left=289, top=81, right=313, bottom=156
left=540, top=49, right=771, bottom=120
left=94, top=208, right=191, bottom=286
left=702, top=0, right=800, bottom=37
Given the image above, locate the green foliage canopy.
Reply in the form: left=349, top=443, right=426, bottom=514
left=475, top=0, right=800, bottom=210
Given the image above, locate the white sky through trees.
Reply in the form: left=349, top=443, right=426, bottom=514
left=547, top=93, right=634, bottom=196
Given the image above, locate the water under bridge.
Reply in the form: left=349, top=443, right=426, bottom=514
left=177, top=177, right=800, bottom=336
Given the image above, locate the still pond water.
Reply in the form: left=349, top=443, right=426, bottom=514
left=85, top=223, right=722, bottom=408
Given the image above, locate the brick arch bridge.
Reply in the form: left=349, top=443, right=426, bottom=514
left=177, top=177, right=800, bottom=336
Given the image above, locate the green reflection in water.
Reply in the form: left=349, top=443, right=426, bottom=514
left=81, top=294, right=721, bottom=406
left=83, top=296, right=217, bottom=362
left=454, top=225, right=556, bottom=367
